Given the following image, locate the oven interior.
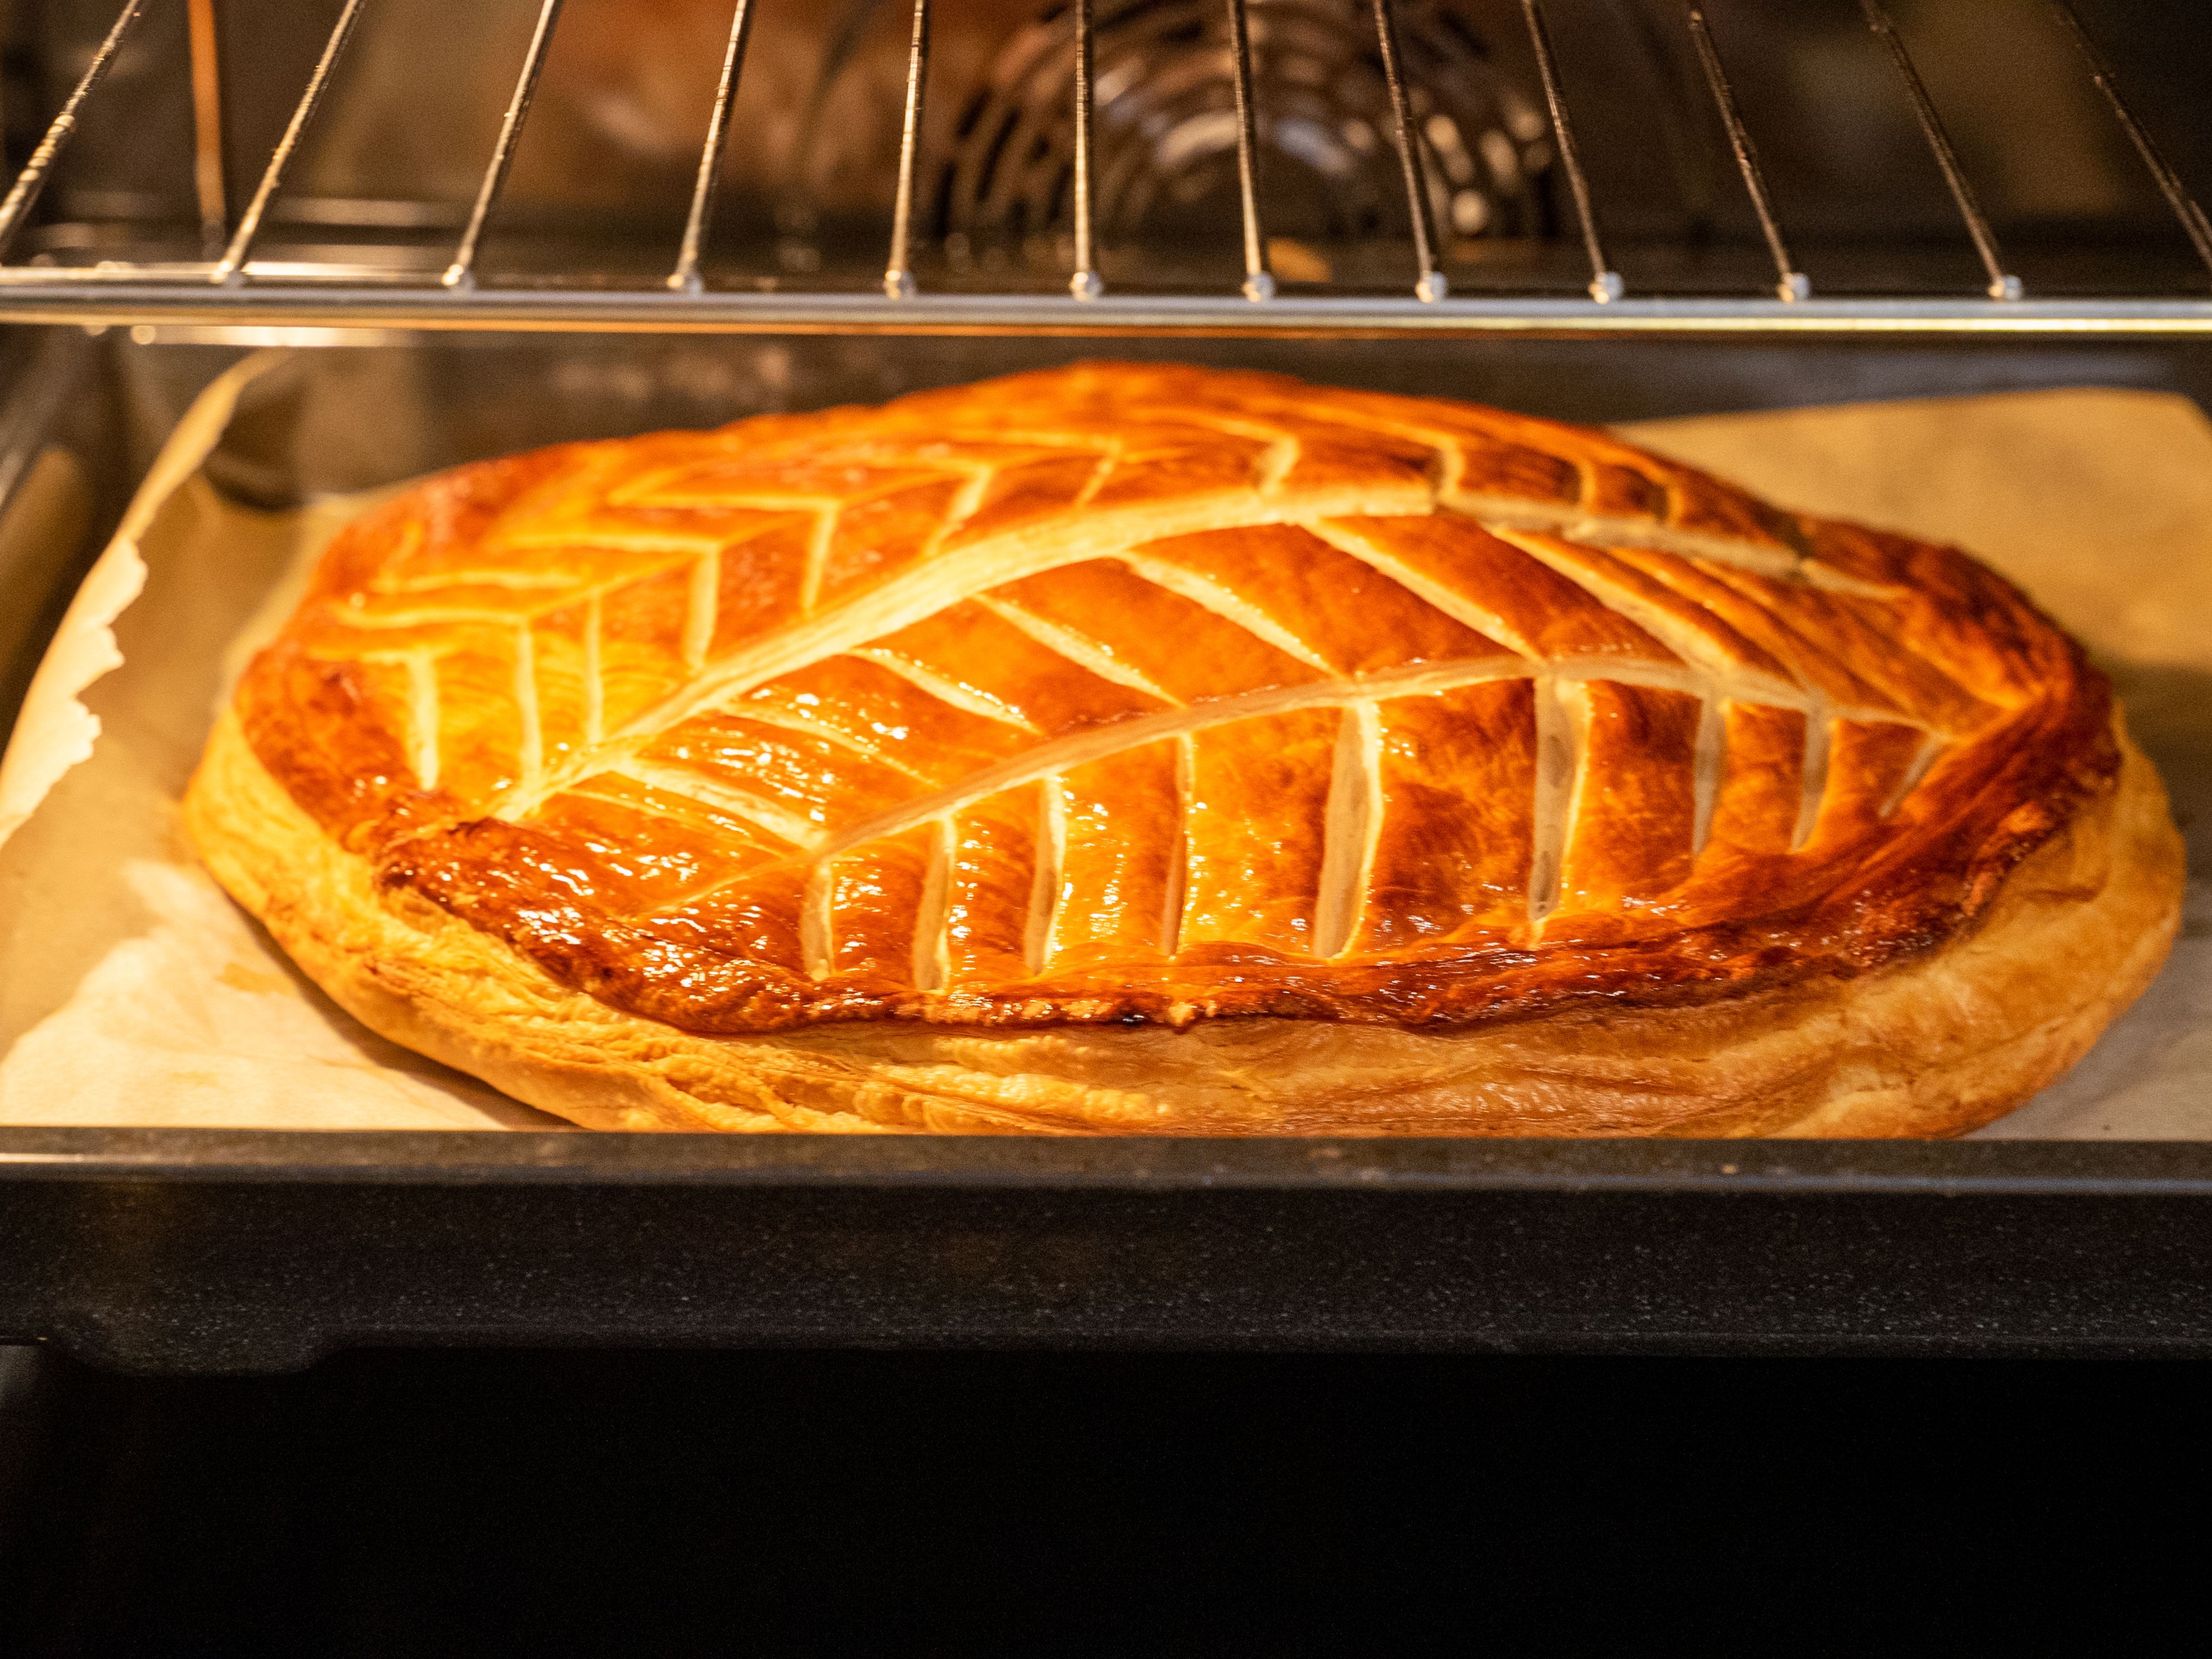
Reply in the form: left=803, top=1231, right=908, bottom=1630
left=0, top=3, right=2209, bottom=1371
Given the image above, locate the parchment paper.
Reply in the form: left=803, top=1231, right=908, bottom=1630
left=0, top=371, right=2202, bottom=1133
left=0, top=355, right=556, bottom=1129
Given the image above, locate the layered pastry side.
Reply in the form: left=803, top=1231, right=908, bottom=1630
left=184, top=364, right=2186, bottom=1135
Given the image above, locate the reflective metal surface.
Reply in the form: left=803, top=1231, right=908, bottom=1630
left=3, top=0, right=2207, bottom=334
left=7, top=286, right=2212, bottom=334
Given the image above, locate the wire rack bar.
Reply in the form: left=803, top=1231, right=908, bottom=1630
left=6, top=285, right=2210, bottom=336
left=1683, top=4, right=1805, bottom=302
left=883, top=0, right=931, bottom=298
left=211, top=0, right=372, bottom=285
left=1519, top=0, right=1618, bottom=303
left=1371, top=0, right=1444, bottom=302
left=187, top=0, right=226, bottom=255
left=1069, top=0, right=1103, bottom=299
left=2045, top=0, right=2212, bottom=281
left=669, top=0, right=760, bottom=294
left=443, top=0, right=566, bottom=291
left=1857, top=0, right=2018, bottom=302
left=1225, top=0, right=1271, bottom=301
left=0, top=0, right=152, bottom=261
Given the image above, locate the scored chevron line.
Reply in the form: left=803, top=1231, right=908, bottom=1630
left=352, top=646, right=446, bottom=791
left=1527, top=674, right=1579, bottom=927
left=1312, top=701, right=1383, bottom=959
left=1163, top=732, right=1194, bottom=956
left=1793, top=707, right=1835, bottom=853
left=1883, top=732, right=1949, bottom=817
left=971, top=594, right=1185, bottom=704
left=911, top=817, right=955, bottom=992
left=1692, top=695, right=1728, bottom=854
left=1025, top=777, right=1068, bottom=977
left=850, top=647, right=1043, bottom=731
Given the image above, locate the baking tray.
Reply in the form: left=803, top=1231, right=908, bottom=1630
left=3, top=325, right=2211, bottom=1372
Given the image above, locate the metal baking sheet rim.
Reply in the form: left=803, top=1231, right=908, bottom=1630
left=4, top=1130, right=2212, bottom=1193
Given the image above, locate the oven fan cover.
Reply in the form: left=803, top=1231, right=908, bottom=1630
left=937, top=0, right=1554, bottom=270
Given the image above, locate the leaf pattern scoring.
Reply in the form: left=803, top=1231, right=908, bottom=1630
left=236, top=364, right=2113, bottom=1033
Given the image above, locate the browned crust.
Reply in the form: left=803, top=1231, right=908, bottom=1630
left=226, top=364, right=2119, bottom=1040
left=183, top=709, right=2184, bottom=1137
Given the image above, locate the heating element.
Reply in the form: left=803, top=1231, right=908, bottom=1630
left=0, top=1, right=2209, bottom=333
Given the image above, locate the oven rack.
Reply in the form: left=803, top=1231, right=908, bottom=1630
left=2, top=0, right=2211, bottom=338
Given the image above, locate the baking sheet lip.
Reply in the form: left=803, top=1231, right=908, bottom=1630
left=2, top=1128, right=2210, bottom=1194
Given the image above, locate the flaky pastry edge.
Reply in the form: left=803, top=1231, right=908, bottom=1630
left=183, top=709, right=2183, bottom=1137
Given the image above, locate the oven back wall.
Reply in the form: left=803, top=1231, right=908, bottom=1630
left=102, top=332, right=2212, bottom=511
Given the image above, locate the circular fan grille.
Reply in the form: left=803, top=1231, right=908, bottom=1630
left=939, top=0, right=1552, bottom=255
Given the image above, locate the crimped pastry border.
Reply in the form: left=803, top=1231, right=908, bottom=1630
left=183, top=709, right=2183, bottom=1137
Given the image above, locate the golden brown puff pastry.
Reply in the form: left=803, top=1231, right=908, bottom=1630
left=184, top=363, right=2185, bottom=1135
